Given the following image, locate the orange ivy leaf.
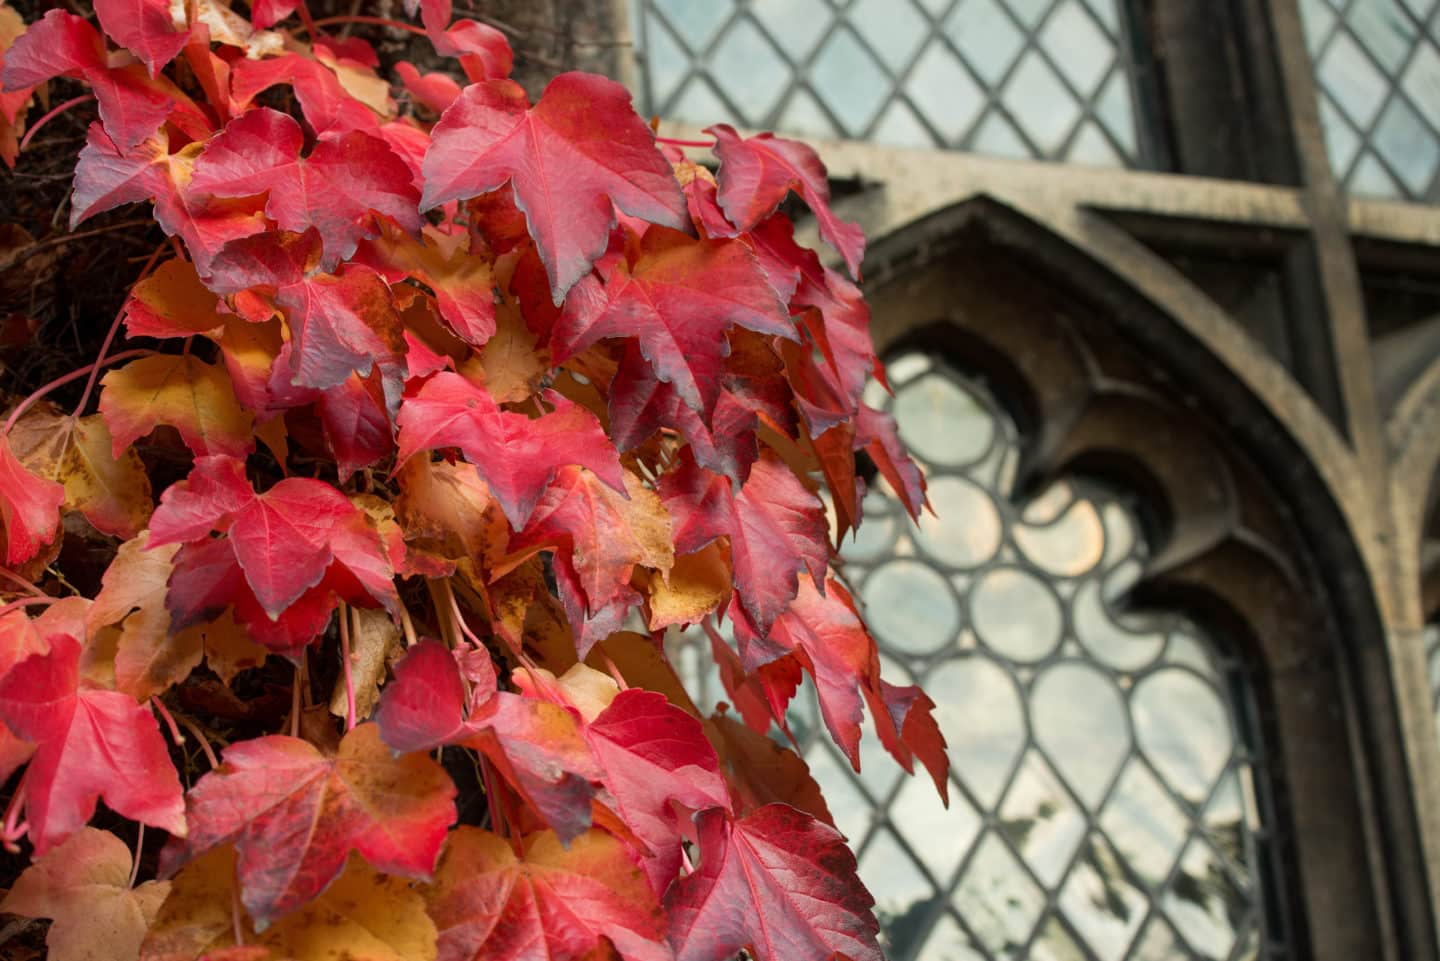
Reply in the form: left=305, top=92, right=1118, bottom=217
left=99, top=353, right=255, bottom=459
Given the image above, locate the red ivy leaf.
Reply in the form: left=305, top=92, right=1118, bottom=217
left=0, top=436, right=64, bottom=567
left=731, top=576, right=878, bottom=770
left=93, top=0, right=187, bottom=76
left=708, top=124, right=865, bottom=281
left=162, top=723, right=455, bottom=927
left=554, top=227, right=793, bottom=417
left=421, top=72, right=687, bottom=302
left=0, top=634, right=186, bottom=855
left=665, top=804, right=882, bottom=961
left=376, top=640, right=600, bottom=841
left=662, top=451, right=828, bottom=634
left=585, top=689, right=730, bottom=893
left=150, top=456, right=398, bottom=622
left=426, top=826, right=670, bottom=961
left=191, top=108, right=421, bottom=265
left=206, top=230, right=406, bottom=393
left=396, top=372, right=624, bottom=529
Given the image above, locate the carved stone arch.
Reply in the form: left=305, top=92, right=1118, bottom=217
left=1386, top=356, right=1440, bottom=620
left=857, top=195, right=1439, bottom=961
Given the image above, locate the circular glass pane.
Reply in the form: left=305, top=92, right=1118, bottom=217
left=914, top=476, right=1003, bottom=568
left=970, top=567, right=1064, bottom=661
left=861, top=559, right=960, bottom=654
left=893, top=372, right=995, bottom=466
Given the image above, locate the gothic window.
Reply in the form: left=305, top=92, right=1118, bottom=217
left=627, top=0, right=1153, bottom=166
left=1297, top=0, right=1440, bottom=199
left=672, top=351, right=1282, bottom=961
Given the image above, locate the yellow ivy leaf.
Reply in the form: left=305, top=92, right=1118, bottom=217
left=9, top=407, right=152, bottom=539
left=643, top=539, right=731, bottom=631
left=99, top=354, right=254, bottom=459
left=3, top=827, right=169, bottom=961
left=123, top=260, right=224, bottom=340
left=141, top=848, right=437, bottom=961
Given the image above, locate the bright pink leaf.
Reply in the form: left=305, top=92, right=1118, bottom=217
left=395, top=372, right=624, bottom=529
left=164, top=723, right=455, bottom=926
left=421, top=72, right=686, bottom=302
left=665, top=804, right=882, bottom=961
left=0, top=634, right=185, bottom=855
left=0, top=437, right=64, bottom=567
left=585, top=690, right=730, bottom=893
left=708, top=124, right=865, bottom=280
left=93, top=0, right=187, bottom=75
left=191, top=108, right=421, bottom=265
left=553, top=227, right=793, bottom=416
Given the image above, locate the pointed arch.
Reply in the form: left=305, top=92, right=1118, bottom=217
left=853, top=194, right=1438, bottom=961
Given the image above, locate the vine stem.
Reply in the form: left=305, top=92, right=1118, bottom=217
left=3, top=349, right=154, bottom=435
left=1, top=769, right=28, bottom=850
left=177, top=714, right=220, bottom=769
left=338, top=602, right=357, bottom=732
left=289, top=659, right=304, bottom=739
left=600, top=651, right=628, bottom=691
left=0, top=596, right=58, bottom=619
left=310, top=14, right=425, bottom=35
left=397, top=602, right=418, bottom=648
left=151, top=698, right=186, bottom=748
left=231, top=871, right=246, bottom=945
left=0, top=568, right=42, bottom=598
left=129, top=824, right=144, bottom=888
left=70, top=243, right=168, bottom=421
left=655, top=135, right=716, bottom=149
left=17, top=95, right=94, bottom=154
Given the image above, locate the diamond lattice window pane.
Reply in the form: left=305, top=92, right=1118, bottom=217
left=1349, top=0, right=1420, bottom=71
left=851, top=0, right=930, bottom=72
left=956, top=833, right=1047, bottom=954
left=1039, top=0, right=1114, bottom=94
left=632, top=0, right=1151, bottom=166
left=748, top=0, right=833, bottom=59
left=972, top=110, right=1032, bottom=158
left=1084, top=0, right=1121, bottom=35
left=946, top=0, right=1027, bottom=84
left=1299, top=0, right=1440, bottom=199
left=872, top=99, right=937, bottom=148
left=810, top=26, right=893, bottom=135
left=998, top=750, right=1087, bottom=886
left=708, top=17, right=792, bottom=120
left=1005, top=0, right=1055, bottom=27
left=1003, top=52, right=1082, bottom=152
left=1319, top=31, right=1393, bottom=126
left=1058, top=835, right=1148, bottom=961
left=650, top=0, right=735, bottom=50
left=774, top=87, right=841, bottom=140
left=903, top=41, right=986, bottom=143
left=1373, top=95, right=1440, bottom=194
left=1319, top=94, right=1364, bottom=174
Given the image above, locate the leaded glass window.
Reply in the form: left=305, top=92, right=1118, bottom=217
left=670, top=352, right=1281, bottom=961
left=1299, top=0, right=1440, bottom=200
left=629, top=0, right=1151, bottom=167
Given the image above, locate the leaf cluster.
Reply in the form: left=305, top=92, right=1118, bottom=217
left=0, top=2, right=949, bottom=959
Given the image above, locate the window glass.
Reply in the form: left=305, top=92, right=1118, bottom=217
left=630, top=0, right=1150, bottom=167
left=1300, top=0, right=1440, bottom=200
